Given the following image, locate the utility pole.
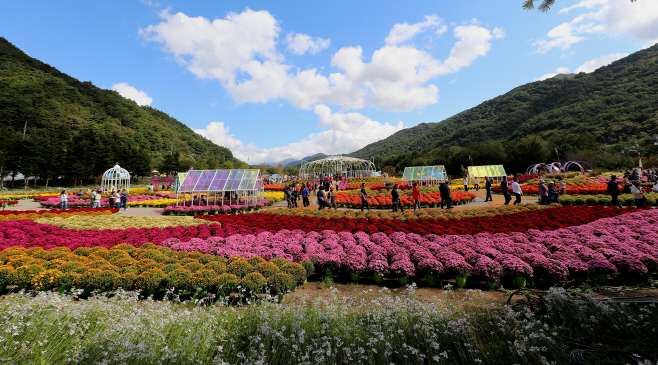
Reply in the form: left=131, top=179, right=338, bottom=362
left=23, top=120, right=27, bottom=139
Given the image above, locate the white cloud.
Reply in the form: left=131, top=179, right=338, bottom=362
left=142, top=10, right=500, bottom=113
left=492, top=27, right=506, bottom=39
left=385, top=14, right=445, bottom=45
left=286, top=33, right=330, bottom=55
left=536, top=0, right=658, bottom=53
left=534, top=67, right=570, bottom=81
left=574, top=52, right=628, bottom=73
left=111, top=82, right=152, bottom=106
left=195, top=107, right=405, bottom=162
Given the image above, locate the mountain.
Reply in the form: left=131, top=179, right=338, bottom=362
left=349, top=44, right=658, bottom=159
left=0, top=37, right=234, bottom=186
left=267, top=153, right=327, bottom=167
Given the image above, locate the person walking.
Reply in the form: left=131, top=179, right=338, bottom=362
left=391, top=184, right=404, bottom=212
left=474, top=178, right=480, bottom=192
left=412, top=182, right=421, bottom=212
left=439, top=182, right=453, bottom=209
left=485, top=177, right=493, bottom=202
left=558, top=176, right=567, bottom=195
left=328, top=186, right=337, bottom=210
left=317, top=186, right=326, bottom=210
left=120, top=189, right=128, bottom=210
left=59, top=190, right=68, bottom=210
left=109, top=190, right=115, bottom=209
left=290, top=188, right=298, bottom=208
left=511, top=177, right=523, bottom=205
left=284, top=185, right=291, bottom=209
left=501, top=177, right=512, bottom=205
left=630, top=180, right=646, bottom=208
left=301, top=186, right=310, bottom=207
left=360, top=183, right=370, bottom=212
left=462, top=177, right=469, bottom=192
left=547, top=181, right=559, bottom=204
left=607, top=175, right=623, bottom=208
left=538, top=179, right=548, bottom=206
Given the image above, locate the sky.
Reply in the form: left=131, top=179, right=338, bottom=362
left=2, top=0, right=658, bottom=164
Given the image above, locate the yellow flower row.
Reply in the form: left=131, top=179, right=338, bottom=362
left=34, top=215, right=207, bottom=230
left=0, top=210, right=114, bottom=222
left=127, top=199, right=178, bottom=207
left=264, top=191, right=285, bottom=202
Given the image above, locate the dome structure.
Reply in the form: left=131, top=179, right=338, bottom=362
left=299, top=155, right=376, bottom=179
left=101, top=163, right=131, bottom=192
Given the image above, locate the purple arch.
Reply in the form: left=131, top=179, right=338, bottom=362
left=563, top=161, right=594, bottom=174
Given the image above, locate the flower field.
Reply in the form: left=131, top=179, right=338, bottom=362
left=494, top=183, right=652, bottom=195
left=34, top=216, right=208, bottom=230
left=559, top=193, right=658, bottom=207
left=1, top=208, right=118, bottom=221
left=0, top=243, right=309, bottom=295
left=0, top=200, right=18, bottom=207
left=334, top=190, right=476, bottom=208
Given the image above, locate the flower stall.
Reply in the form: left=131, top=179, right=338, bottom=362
left=176, top=169, right=265, bottom=207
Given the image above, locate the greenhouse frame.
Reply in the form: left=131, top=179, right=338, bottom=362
left=467, top=165, right=507, bottom=183
left=176, top=169, right=264, bottom=206
left=401, top=166, right=447, bottom=186
left=299, top=155, right=377, bottom=179
left=101, top=163, right=131, bottom=193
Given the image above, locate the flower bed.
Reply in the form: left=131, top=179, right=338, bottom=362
left=163, top=208, right=657, bottom=284
left=164, top=203, right=267, bottom=216
left=1, top=208, right=118, bottom=221
left=34, top=216, right=209, bottom=230
left=559, top=193, right=658, bottom=207
left=39, top=195, right=170, bottom=208
left=334, top=191, right=476, bottom=209
left=0, top=200, right=18, bottom=207
left=262, top=203, right=553, bottom=221
left=0, top=243, right=309, bottom=295
left=196, top=205, right=632, bottom=236
left=494, top=183, right=652, bottom=195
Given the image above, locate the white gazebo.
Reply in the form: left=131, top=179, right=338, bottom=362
left=299, top=155, right=377, bottom=179
left=101, top=163, right=131, bottom=192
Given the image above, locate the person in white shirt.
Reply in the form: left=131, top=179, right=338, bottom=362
left=463, top=177, right=469, bottom=192
left=630, top=181, right=646, bottom=208
left=89, top=190, right=97, bottom=209
left=653, top=182, right=658, bottom=193
left=59, top=190, right=68, bottom=210
left=511, top=177, right=523, bottom=205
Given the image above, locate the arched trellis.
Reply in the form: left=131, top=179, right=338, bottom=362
left=526, top=162, right=562, bottom=175
left=101, top=163, right=131, bottom=192
left=563, top=161, right=594, bottom=174
left=299, top=155, right=376, bottom=179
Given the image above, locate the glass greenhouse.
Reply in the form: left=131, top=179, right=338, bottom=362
left=467, top=165, right=507, bottom=182
left=101, top=163, right=131, bottom=192
left=401, top=166, right=447, bottom=186
left=299, top=155, right=376, bottom=179
left=176, top=169, right=264, bottom=206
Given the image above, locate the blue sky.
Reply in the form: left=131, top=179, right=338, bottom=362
left=2, top=0, right=657, bottom=163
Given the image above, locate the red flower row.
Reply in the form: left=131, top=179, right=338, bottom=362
left=196, top=206, right=635, bottom=236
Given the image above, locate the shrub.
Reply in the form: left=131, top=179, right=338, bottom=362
left=0, top=265, right=15, bottom=284
left=97, top=269, right=120, bottom=290
left=227, top=260, right=254, bottom=278
left=280, top=262, right=307, bottom=285
left=189, top=269, right=216, bottom=290
left=269, top=258, right=290, bottom=268
left=299, top=260, right=315, bottom=277
left=9, top=264, right=45, bottom=287
left=57, top=262, right=85, bottom=274
left=267, top=272, right=296, bottom=294
left=74, top=268, right=103, bottom=289
left=240, top=272, right=266, bottom=293
left=116, top=272, right=136, bottom=290
left=247, top=257, right=266, bottom=267
left=183, top=262, right=204, bottom=273
left=164, top=269, right=192, bottom=290
left=135, top=268, right=165, bottom=291
left=256, top=262, right=280, bottom=278
left=31, top=269, right=64, bottom=289
left=163, top=263, right=183, bottom=274
left=136, top=259, right=159, bottom=274
left=212, top=273, right=239, bottom=294
left=203, top=261, right=227, bottom=275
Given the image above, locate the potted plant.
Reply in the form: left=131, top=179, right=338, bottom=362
left=417, top=258, right=444, bottom=287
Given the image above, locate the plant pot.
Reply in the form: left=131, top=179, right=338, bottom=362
left=398, top=276, right=408, bottom=286
left=455, top=276, right=467, bottom=288
left=485, top=280, right=496, bottom=289
left=425, top=274, right=437, bottom=287
left=350, top=273, right=360, bottom=282
left=513, top=275, right=526, bottom=288
left=593, top=273, right=608, bottom=286
left=324, top=270, right=333, bottom=278
left=374, top=273, right=384, bottom=284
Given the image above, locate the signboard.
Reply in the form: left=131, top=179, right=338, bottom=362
left=467, top=165, right=506, bottom=178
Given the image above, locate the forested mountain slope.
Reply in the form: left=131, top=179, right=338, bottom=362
left=350, top=44, right=658, bottom=159
left=0, top=37, right=233, bottom=186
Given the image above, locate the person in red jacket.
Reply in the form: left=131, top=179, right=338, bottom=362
left=412, top=182, right=422, bottom=212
